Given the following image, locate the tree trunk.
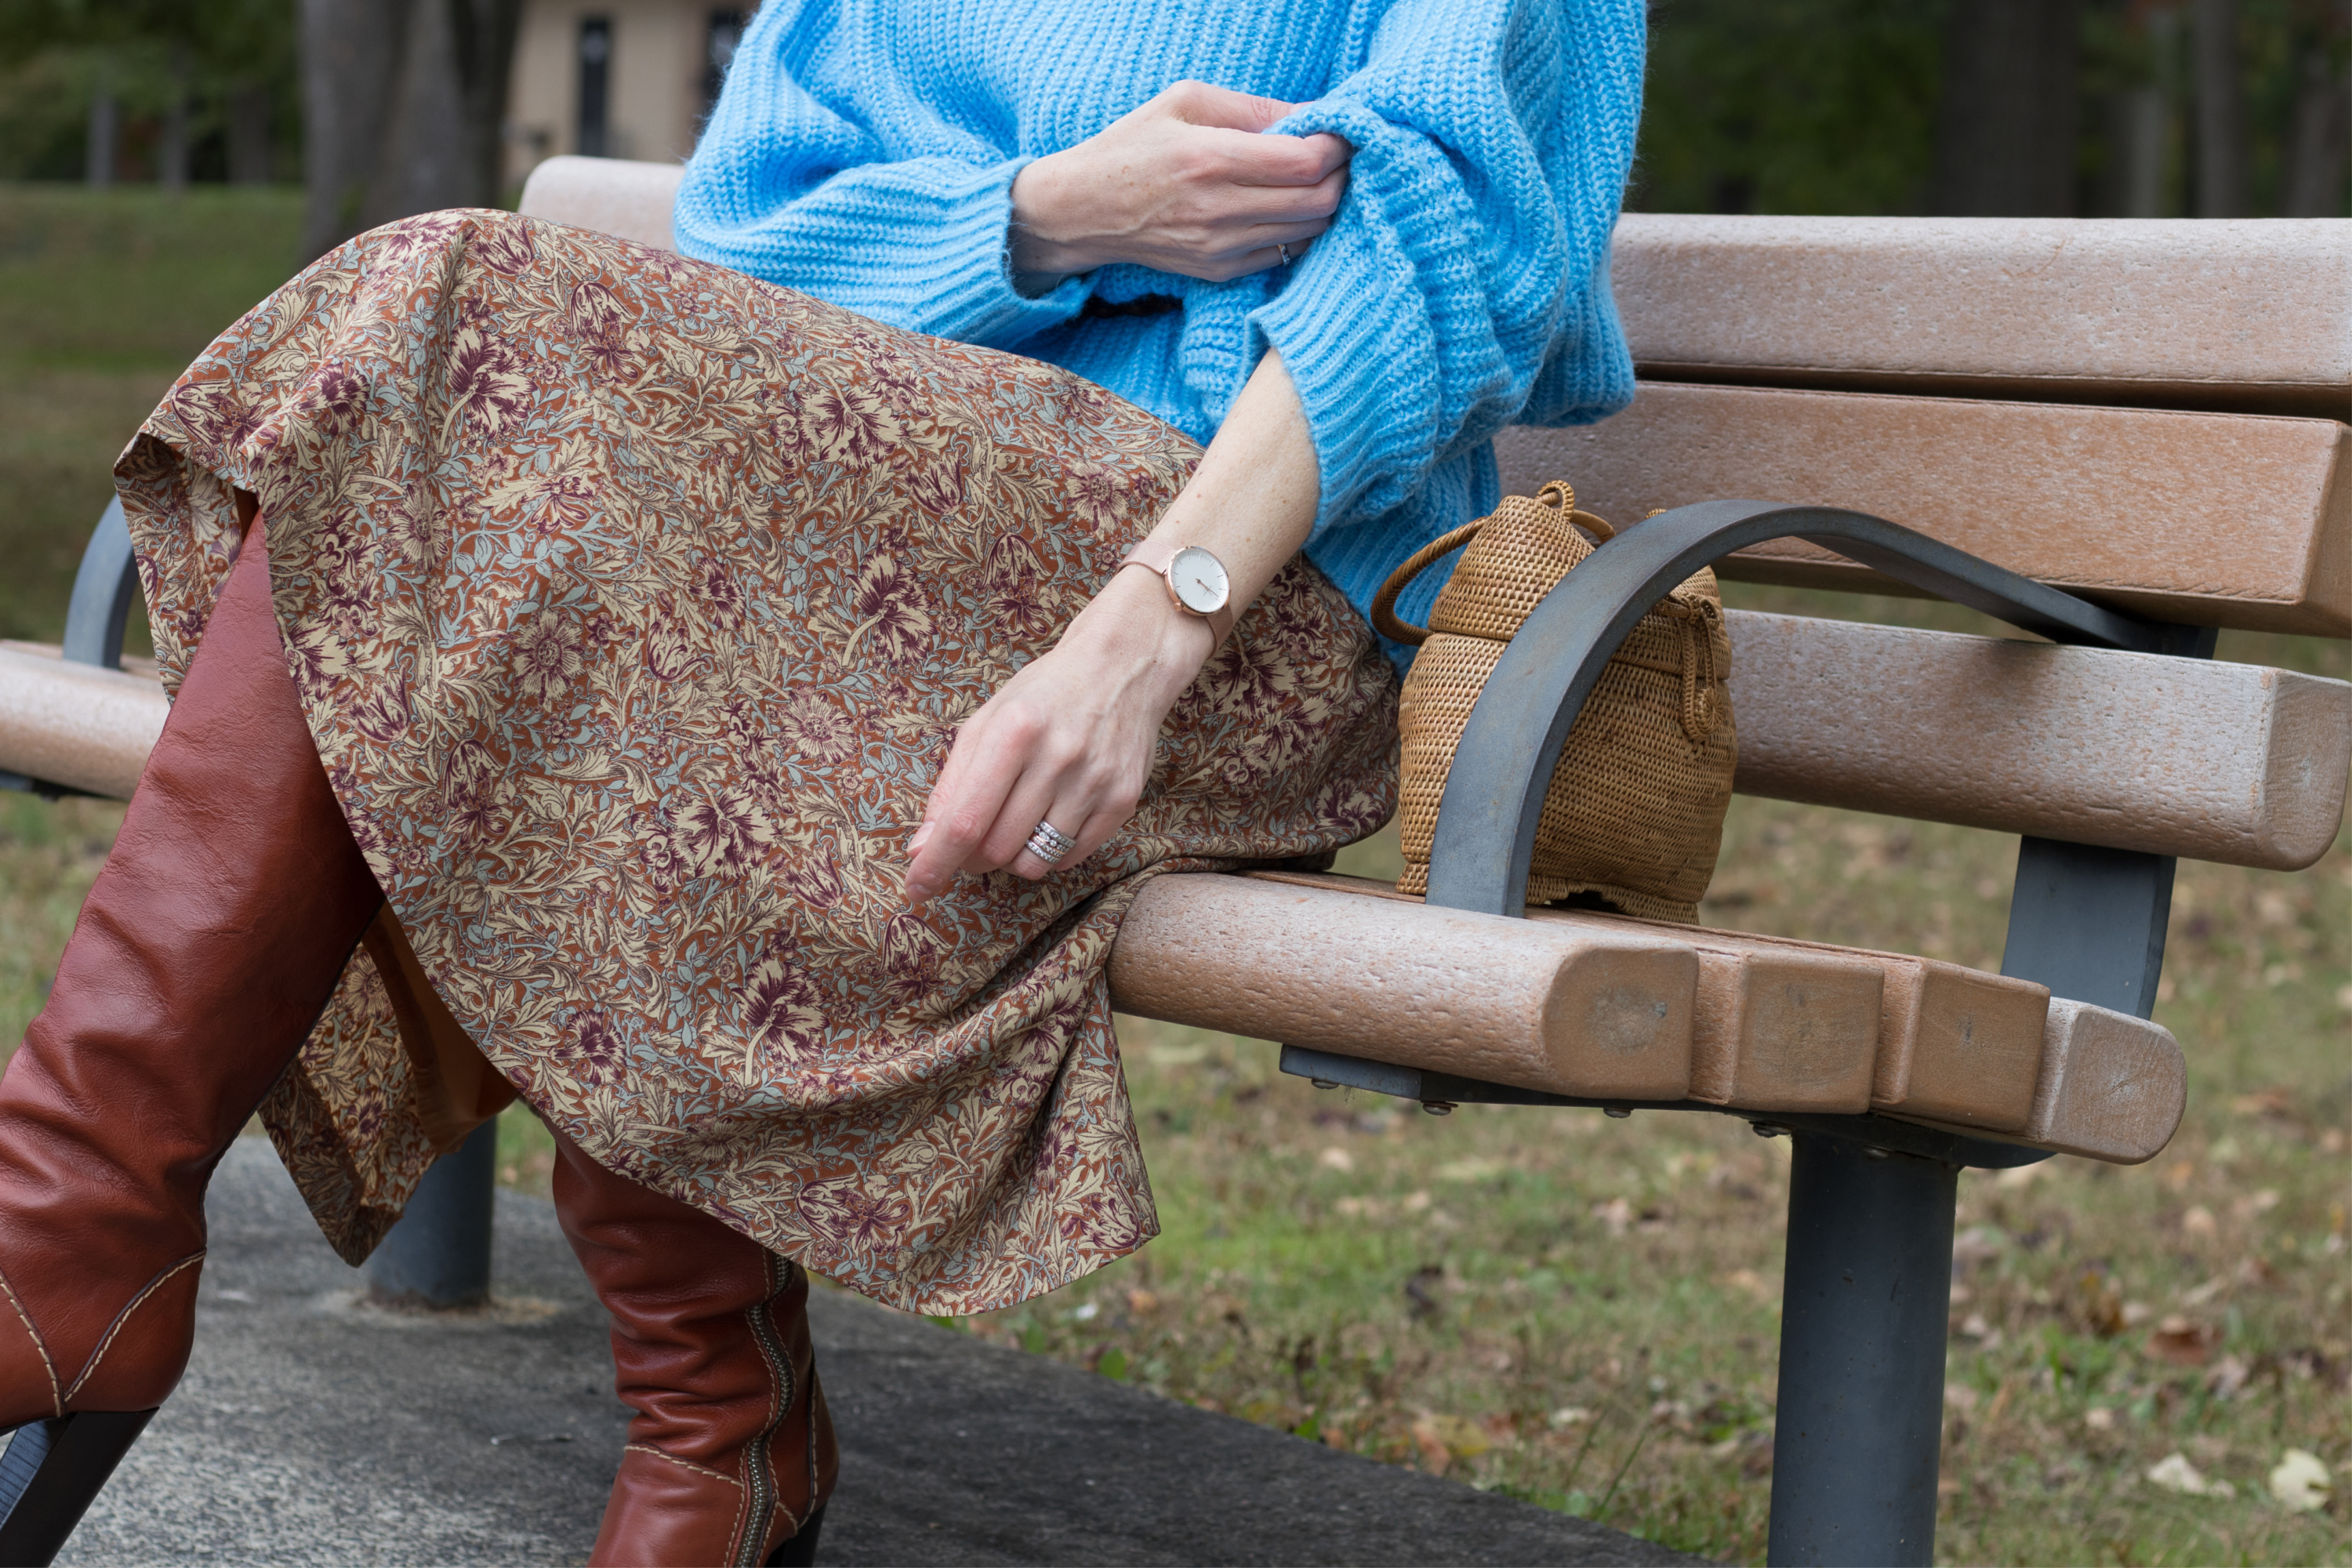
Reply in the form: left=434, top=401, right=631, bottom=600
left=301, top=0, right=522, bottom=260
left=2190, top=0, right=2249, bottom=216
left=85, top=71, right=118, bottom=191
left=1929, top=0, right=2082, bottom=216
left=160, top=45, right=194, bottom=194
left=2281, top=49, right=2350, bottom=217
left=302, top=0, right=412, bottom=257
left=228, top=85, right=275, bottom=187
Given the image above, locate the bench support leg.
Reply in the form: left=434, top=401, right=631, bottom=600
left=365, top=1120, right=498, bottom=1309
left=1767, top=1134, right=1955, bottom=1568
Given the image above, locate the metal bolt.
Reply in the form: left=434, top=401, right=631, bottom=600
left=1603, top=1105, right=1633, bottom=1120
left=1309, top=1079, right=1339, bottom=1091
left=1421, top=1100, right=1457, bottom=1116
left=1751, top=1122, right=1791, bottom=1138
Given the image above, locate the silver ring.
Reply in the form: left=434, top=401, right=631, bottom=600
left=1276, top=243, right=1293, bottom=266
left=1025, top=820, right=1076, bottom=866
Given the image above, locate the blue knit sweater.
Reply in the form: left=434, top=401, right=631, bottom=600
left=674, top=0, right=1646, bottom=675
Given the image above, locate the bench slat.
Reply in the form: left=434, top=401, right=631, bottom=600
left=0, top=643, right=169, bottom=799
left=1725, top=612, right=2352, bottom=872
left=1109, top=873, right=1700, bottom=1100
left=516, top=155, right=680, bottom=252
left=1501, top=384, right=2350, bottom=637
left=1245, top=871, right=2180, bottom=1159
left=1613, top=214, right=2352, bottom=418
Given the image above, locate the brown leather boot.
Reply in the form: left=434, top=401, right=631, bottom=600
left=553, top=1131, right=837, bottom=1567
left=0, top=516, right=383, bottom=1534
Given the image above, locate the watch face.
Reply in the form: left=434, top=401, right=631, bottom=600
left=1168, top=546, right=1230, bottom=615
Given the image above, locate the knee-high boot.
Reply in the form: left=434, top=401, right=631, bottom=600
left=553, top=1131, right=837, bottom=1567
left=0, top=517, right=383, bottom=1542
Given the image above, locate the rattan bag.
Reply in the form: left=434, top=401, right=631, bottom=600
left=1370, top=481, right=1737, bottom=922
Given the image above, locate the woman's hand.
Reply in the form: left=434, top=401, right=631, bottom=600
left=902, top=570, right=1210, bottom=907
left=1010, top=81, right=1351, bottom=285
left=903, top=350, right=1324, bottom=909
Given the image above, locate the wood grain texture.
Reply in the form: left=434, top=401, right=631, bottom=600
left=1110, top=873, right=1697, bottom=1100
left=1249, top=871, right=2049, bottom=1131
left=1533, top=907, right=1882, bottom=1113
left=1904, top=999, right=2187, bottom=1164
left=517, top=156, right=682, bottom=251
left=1726, top=612, right=2352, bottom=870
left=1612, top=214, right=2352, bottom=416
left=0, top=642, right=168, bottom=800
left=1499, top=384, right=2350, bottom=636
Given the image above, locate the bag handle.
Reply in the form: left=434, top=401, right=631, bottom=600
left=1368, top=481, right=1615, bottom=646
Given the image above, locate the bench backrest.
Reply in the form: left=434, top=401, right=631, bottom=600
left=508, top=159, right=2351, bottom=877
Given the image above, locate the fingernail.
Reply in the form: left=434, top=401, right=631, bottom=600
left=909, top=823, right=934, bottom=855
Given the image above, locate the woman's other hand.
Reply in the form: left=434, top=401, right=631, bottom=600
left=904, top=351, right=1322, bottom=909
left=902, top=569, right=1209, bottom=908
left=1011, top=81, right=1351, bottom=285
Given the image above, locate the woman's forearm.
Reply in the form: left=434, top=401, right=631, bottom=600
left=902, top=350, right=1321, bottom=905
left=1087, top=348, right=1319, bottom=645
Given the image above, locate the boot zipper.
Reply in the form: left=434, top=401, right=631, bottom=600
left=735, top=1254, right=797, bottom=1568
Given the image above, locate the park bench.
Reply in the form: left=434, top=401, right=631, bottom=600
left=0, top=157, right=2345, bottom=1566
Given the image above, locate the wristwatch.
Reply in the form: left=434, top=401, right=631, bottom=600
left=1119, top=541, right=1234, bottom=648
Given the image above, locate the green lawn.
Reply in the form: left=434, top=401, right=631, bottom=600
left=4, top=185, right=2348, bottom=1566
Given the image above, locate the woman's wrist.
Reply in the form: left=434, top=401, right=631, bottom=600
left=1009, top=151, right=1109, bottom=284
left=1061, top=565, right=1217, bottom=698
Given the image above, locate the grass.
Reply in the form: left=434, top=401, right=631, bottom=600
left=5, top=184, right=2349, bottom=1565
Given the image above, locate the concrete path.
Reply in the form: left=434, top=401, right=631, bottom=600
left=55, top=1140, right=1694, bottom=1566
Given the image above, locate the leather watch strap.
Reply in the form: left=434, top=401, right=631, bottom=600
left=1119, top=541, right=1236, bottom=648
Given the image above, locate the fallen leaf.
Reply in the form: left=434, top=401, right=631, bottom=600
left=1944, top=1383, right=1980, bottom=1413
left=1592, top=1197, right=1633, bottom=1238
left=1317, top=1146, right=1355, bottom=1173
left=2205, top=1354, right=2250, bottom=1399
left=2147, top=1316, right=2222, bottom=1367
left=2146, top=1452, right=2234, bottom=1498
left=2183, top=1205, right=2217, bottom=1239
left=1124, top=1288, right=1160, bottom=1316
left=2268, top=1449, right=2331, bottom=1512
left=2084, top=1406, right=2115, bottom=1431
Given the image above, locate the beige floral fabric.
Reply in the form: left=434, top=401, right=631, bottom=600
left=114, top=211, right=1396, bottom=1313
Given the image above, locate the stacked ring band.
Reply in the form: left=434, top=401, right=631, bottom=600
left=1025, top=820, right=1077, bottom=866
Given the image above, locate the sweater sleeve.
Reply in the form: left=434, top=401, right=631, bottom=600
left=1250, top=0, right=1646, bottom=535
left=670, top=1, right=1087, bottom=348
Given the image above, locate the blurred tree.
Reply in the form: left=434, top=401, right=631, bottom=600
left=1929, top=0, right=2082, bottom=214
left=1632, top=0, right=1947, bottom=214
left=299, top=0, right=521, bottom=259
left=0, top=0, right=296, bottom=184
left=1637, top=0, right=2347, bottom=216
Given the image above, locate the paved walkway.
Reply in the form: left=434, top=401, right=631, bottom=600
left=56, top=1141, right=1695, bottom=1566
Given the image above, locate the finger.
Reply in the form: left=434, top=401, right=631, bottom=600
left=981, top=759, right=1074, bottom=880
left=906, top=713, right=1027, bottom=906
left=1208, top=136, right=1345, bottom=192
left=1007, top=790, right=1093, bottom=880
left=1167, top=79, right=1299, bottom=132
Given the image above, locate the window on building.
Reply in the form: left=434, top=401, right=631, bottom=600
left=578, top=16, right=613, bottom=158
left=703, top=9, right=749, bottom=131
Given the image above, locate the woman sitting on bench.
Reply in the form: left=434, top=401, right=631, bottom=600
left=0, top=0, right=1642, bottom=1559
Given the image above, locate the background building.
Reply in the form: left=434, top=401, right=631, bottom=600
left=504, top=2, right=750, bottom=187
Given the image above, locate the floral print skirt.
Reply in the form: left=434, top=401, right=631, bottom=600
left=114, top=211, right=1396, bottom=1314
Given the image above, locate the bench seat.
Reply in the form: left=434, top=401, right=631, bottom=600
left=1117, top=869, right=2186, bottom=1165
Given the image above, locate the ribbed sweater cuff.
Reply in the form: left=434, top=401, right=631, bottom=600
left=1249, top=108, right=1461, bottom=535
left=878, top=158, right=1090, bottom=345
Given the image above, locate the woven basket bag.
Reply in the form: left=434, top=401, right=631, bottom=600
left=1370, top=480, right=1737, bottom=923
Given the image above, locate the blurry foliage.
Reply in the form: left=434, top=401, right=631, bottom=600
left=0, top=0, right=298, bottom=183
left=1633, top=0, right=2346, bottom=215
left=1632, top=0, right=1949, bottom=216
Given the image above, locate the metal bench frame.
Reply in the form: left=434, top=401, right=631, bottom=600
left=13, top=492, right=2220, bottom=1566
